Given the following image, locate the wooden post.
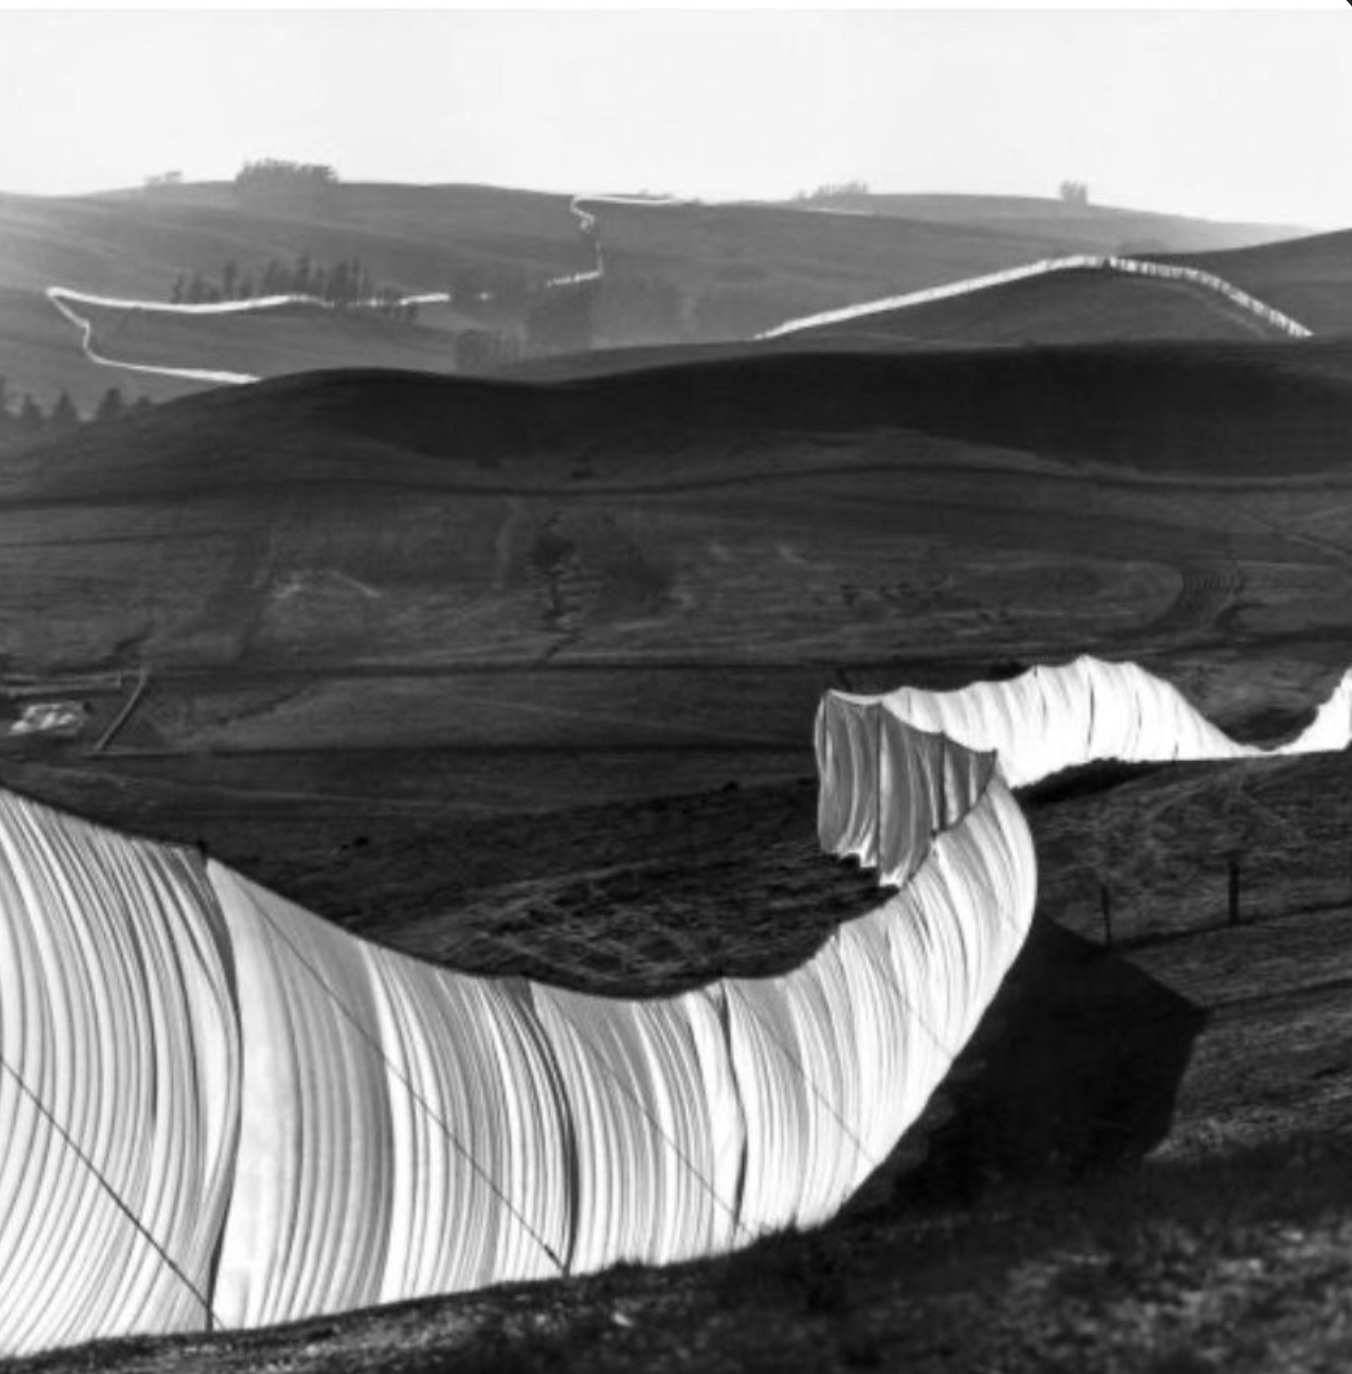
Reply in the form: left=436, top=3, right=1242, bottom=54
left=1228, top=855, right=1240, bottom=926
left=1099, top=881, right=1113, bottom=948
left=92, top=664, right=150, bottom=755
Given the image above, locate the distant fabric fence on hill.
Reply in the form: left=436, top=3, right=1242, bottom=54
left=758, top=255, right=1313, bottom=341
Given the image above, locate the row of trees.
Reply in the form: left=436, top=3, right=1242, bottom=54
left=163, top=252, right=585, bottom=329
left=0, top=379, right=152, bottom=442
left=171, top=254, right=386, bottom=307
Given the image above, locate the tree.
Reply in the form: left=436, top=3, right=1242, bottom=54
left=170, top=273, right=186, bottom=305
left=260, top=259, right=286, bottom=297
left=50, top=390, right=79, bottom=430
left=1059, top=180, right=1090, bottom=207
left=18, top=394, right=45, bottom=433
left=143, top=171, right=183, bottom=194
left=222, top=261, right=239, bottom=301
left=95, top=387, right=128, bottom=424
left=324, top=259, right=353, bottom=307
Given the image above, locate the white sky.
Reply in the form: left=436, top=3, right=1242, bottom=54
left=1, top=6, right=1351, bottom=226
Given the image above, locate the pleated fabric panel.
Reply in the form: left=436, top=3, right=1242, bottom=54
left=816, top=700, right=995, bottom=887
left=0, top=793, right=238, bottom=1354
left=210, top=865, right=574, bottom=1328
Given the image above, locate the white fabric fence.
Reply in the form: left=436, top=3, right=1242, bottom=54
left=818, top=655, right=1352, bottom=880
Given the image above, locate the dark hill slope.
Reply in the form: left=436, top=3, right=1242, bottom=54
left=26, top=339, right=1352, bottom=498
left=1153, top=230, right=1352, bottom=334
left=777, top=267, right=1292, bottom=348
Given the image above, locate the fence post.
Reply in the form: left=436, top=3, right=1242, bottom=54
left=1099, top=880, right=1113, bottom=948
left=1228, top=855, right=1241, bottom=926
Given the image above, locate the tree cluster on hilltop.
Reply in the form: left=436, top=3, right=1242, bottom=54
left=794, top=180, right=872, bottom=202
left=233, top=159, right=339, bottom=212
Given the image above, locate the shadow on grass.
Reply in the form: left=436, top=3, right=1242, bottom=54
left=902, top=918, right=1209, bottom=1202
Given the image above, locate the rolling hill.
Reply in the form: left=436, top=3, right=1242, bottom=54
left=579, top=195, right=1308, bottom=344
left=1153, top=229, right=1352, bottom=335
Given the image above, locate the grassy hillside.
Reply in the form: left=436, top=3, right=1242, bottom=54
left=587, top=198, right=1088, bottom=342
left=792, top=191, right=1308, bottom=256
left=1152, top=230, right=1352, bottom=334
left=0, top=182, right=587, bottom=298
left=0, top=287, right=200, bottom=411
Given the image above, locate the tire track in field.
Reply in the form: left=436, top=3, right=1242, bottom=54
left=1145, top=559, right=1243, bottom=639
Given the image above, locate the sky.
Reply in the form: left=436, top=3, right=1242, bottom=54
left=2, top=5, right=1352, bottom=227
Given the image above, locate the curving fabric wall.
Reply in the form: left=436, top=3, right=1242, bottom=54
left=0, top=710, right=1034, bottom=1355
left=818, top=655, right=1352, bottom=878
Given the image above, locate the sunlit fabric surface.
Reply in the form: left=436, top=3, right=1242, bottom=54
left=0, top=695, right=1034, bottom=1356
left=820, top=654, right=1352, bottom=793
